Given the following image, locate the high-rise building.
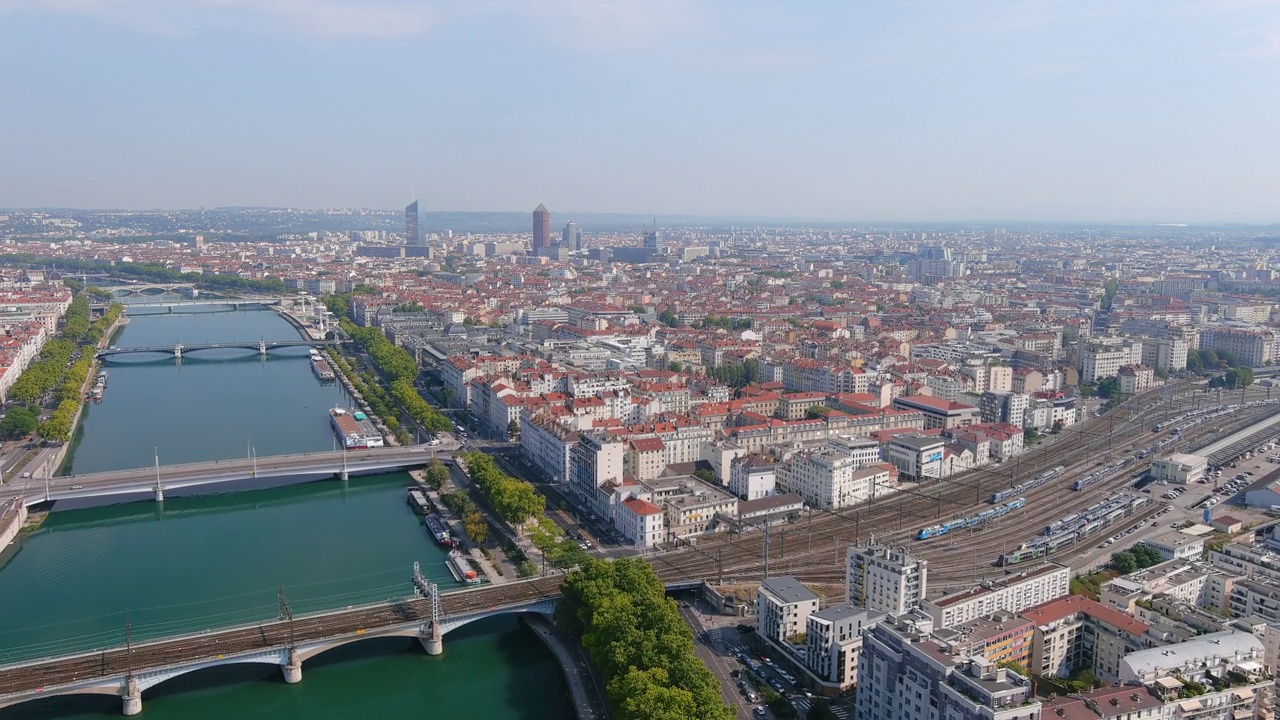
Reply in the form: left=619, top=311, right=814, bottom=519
left=532, top=204, right=551, bottom=251
left=846, top=544, right=928, bottom=615
left=561, top=221, right=581, bottom=251
left=643, top=226, right=662, bottom=250
left=405, top=200, right=423, bottom=246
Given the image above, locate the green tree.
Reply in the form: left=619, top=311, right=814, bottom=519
left=667, top=360, right=683, bottom=373
left=508, top=418, right=521, bottom=438
left=462, top=510, right=489, bottom=545
left=658, top=309, right=679, bottom=328
left=0, top=406, right=38, bottom=437
left=806, top=405, right=831, bottom=420
left=424, top=459, right=450, bottom=491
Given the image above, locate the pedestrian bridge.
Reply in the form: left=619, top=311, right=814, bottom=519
left=17, top=445, right=436, bottom=508
left=97, top=338, right=339, bottom=360
left=0, top=571, right=706, bottom=715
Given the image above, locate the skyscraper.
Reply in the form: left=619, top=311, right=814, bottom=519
left=533, top=204, right=551, bottom=251
left=643, top=223, right=662, bottom=250
left=405, top=200, right=422, bottom=246
left=561, top=221, right=581, bottom=251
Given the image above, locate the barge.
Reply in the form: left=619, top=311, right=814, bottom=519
left=310, top=349, right=335, bottom=382
left=447, top=549, right=482, bottom=584
left=425, top=514, right=453, bottom=547
left=329, top=407, right=384, bottom=450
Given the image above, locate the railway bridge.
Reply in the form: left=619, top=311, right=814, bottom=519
left=0, top=570, right=703, bottom=715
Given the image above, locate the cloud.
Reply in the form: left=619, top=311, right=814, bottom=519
left=1022, top=61, right=1084, bottom=76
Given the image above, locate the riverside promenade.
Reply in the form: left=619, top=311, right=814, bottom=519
left=524, top=614, right=609, bottom=720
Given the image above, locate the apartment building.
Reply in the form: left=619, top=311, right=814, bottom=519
left=892, top=395, right=981, bottom=431
left=804, top=604, right=885, bottom=690
left=757, top=576, right=820, bottom=645
left=857, top=615, right=1041, bottom=720
left=1199, top=326, right=1277, bottom=366
left=923, top=563, right=1071, bottom=629
left=1079, top=339, right=1143, bottom=384
left=728, top=453, right=777, bottom=500
left=1020, top=595, right=1153, bottom=682
left=846, top=544, right=928, bottom=615
left=777, top=450, right=895, bottom=510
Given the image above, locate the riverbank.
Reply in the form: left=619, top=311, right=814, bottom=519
left=523, top=614, right=610, bottom=720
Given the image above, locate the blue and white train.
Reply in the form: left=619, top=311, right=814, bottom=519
left=917, top=497, right=1027, bottom=540
left=998, top=493, right=1147, bottom=565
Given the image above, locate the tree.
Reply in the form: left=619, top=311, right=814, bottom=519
left=658, top=309, right=680, bottom=328
left=668, top=360, right=683, bottom=373
left=1051, top=419, right=1065, bottom=434
left=508, top=419, right=521, bottom=438
left=441, top=386, right=455, bottom=408
left=806, top=406, right=831, bottom=420
left=424, top=459, right=450, bottom=491
left=462, top=510, right=489, bottom=545
left=1096, top=376, right=1121, bottom=399
left=0, top=406, right=38, bottom=438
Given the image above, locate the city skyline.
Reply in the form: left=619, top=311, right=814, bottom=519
left=0, top=1, right=1277, bottom=222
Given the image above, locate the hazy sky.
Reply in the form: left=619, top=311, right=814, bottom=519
left=1, top=1, right=1277, bottom=222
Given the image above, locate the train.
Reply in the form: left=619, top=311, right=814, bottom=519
left=917, top=497, right=1027, bottom=540
left=1070, top=458, right=1135, bottom=491
left=1151, top=399, right=1277, bottom=434
left=998, top=493, right=1147, bottom=566
left=989, top=466, right=1066, bottom=505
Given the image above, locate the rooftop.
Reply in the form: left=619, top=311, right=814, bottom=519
left=760, top=576, right=819, bottom=605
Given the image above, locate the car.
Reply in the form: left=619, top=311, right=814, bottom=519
left=753, top=707, right=768, bottom=718
left=20, top=471, right=30, bottom=478
left=731, top=669, right=741, bottom=679
left=70, top=484, right=82, bottom=489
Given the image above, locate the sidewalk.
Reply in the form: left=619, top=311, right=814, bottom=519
left=524, top=614, right=609, bottom=720
left=411, top=469, right=517, bottom=583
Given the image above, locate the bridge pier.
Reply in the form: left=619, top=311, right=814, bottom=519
left=122, top=677, right=142, bottom=716
left=420, top=622, right=443, bottom=656
left=281, top=649, right=302, bottom=684
left=172, top=344, right=182, bottom=359
left=155, top=485, right=164, bottom=503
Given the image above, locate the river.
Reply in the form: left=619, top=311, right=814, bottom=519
left=0, top=301, right=570, bottom=719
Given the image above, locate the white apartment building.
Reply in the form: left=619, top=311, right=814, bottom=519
left=1199, top=326, right=1278, bottom=366
left=728, top=454, right=777, bottom=500
left=1079, top=338, right=1143, bottom=384
left=1117, top=364, right=1154, bottom=395
left=617, top=495, right=665, bottom=547
left=847, top=544, right=929, bottom=615
left=569, top=432, right=625, bottom=507
left=922, top=563, right=1071, bottom=629
left=757, top=576, right=820, bottom=645
left=519, top=410, right=578, bottom=485
left=805, top=604, right=886, bottom=690
left=1141, top=335, right=1189, bottom=372
left=777, top=451, right=894, bottom=510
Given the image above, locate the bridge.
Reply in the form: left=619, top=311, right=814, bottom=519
left=96, top=338, right=339, bottom=360
left=0, top=564, right=705, bottom=715
left=13, top=445, right=434, bottom=507
left=98, top=283, right=199, bottom=295
left=117, top=298, right=289, bottom=313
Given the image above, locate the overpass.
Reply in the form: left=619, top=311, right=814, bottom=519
left=97, top=338, right=339, bottom=360
left=0, top=569, right=704, bottom=715
left=118, top=298, right=288, bottom=313
left=14, top=445, right=435, bottom=507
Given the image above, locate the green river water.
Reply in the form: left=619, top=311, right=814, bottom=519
left=0, top=302, right=571, bottom=719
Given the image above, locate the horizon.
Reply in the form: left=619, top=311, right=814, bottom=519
left=1, top=1, right=1277, bottom=223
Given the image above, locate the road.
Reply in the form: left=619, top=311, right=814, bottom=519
left=676, top=598, right=755, bottom=720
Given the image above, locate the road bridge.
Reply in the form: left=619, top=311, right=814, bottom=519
left=98, top=283, right=199, bottom=295
left=96, top=338, right=338, bottom=360
left=13, top=445, right=434, bottom=507
left=0, top=569, right=704, bottom=715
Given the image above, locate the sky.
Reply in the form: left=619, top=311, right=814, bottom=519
left=0, top=0, right=1277, bottom=223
